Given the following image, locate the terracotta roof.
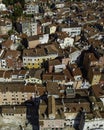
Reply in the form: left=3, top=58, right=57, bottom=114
left=85, top=53, right=98, bottom=63
left=92, top=85, right=104, bottom=98
left=2, top=105, right=26, bottom=114
left=76, top=89, right=89, bottom=97
left=28, top=35, right=39, bottom=41
left=43, top=73, right=53, bottom=81
left=72, top=67, right=82, bottom=77
left=100, top=73, right=104, bottom=83
left=90, top=66, right=101, bottom=75
left=4, top=70, right=12, bottom=78
left=28, top=68, right=44, bottom=79
left=100, top=111, right=104, bottom=118
left=53, top=73, right=65, bottom=81
left=0, top=83, right=45, bottom=96
left=48, top=59, right=61, bottom=66
left=23, top=43, right=59, bottom=57
left=3, top=50, right=21, bottom=59
left=0, top=34, right=8, bottom=39
left=43, top=70, right=74, bottom=82
left=46, top=82, right=60, bottom=95
left=2, top=39, right=13, bottom=49
left=18, top=70, right=27, bottom=75
left=57, top=32, right=69, bottom=39
left=69, top=63, right=78, bottom=69
left=63, top=69, right=74, bottom=81
left=0, top=70, right=4, bottom=77
left=0, top=18, right=11, bottom=26
left=88, top=39, right=102, bottom=48
left=23, top=48, right=45, bottom=57
left=0, top=70, right=27, bottom=78
left=55, top=97, right=91, bottom=114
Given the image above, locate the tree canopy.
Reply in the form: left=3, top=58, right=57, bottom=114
left=2, top=0, right=25, bottom=8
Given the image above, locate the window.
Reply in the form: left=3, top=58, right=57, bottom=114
left=28, top=59, right=29, bottom=61
left=3, top=99, right=7, bottom=101
left=70, top=125, right=72, bottom=127
left=99, top=125, right=103, bottom=127
left=5, top=102, right=8, bottom=105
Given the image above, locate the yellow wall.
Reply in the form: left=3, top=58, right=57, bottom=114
left=27, top=63, right=40, bottom=69
left=91, top=74, right=101, bottom=86
left=24, top=54, right=58, bottom=69
left=29, top=40, right=39, bottom=49
left=50, top=26, right=56, bottom=34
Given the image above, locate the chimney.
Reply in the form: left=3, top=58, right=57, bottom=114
left=78, top=99, right=81, bottom=104
left=13, top=106, right=15, bottom=110
left=62, top=98, right=65, bottom=106
left=73, top=68, right=75, bottom=71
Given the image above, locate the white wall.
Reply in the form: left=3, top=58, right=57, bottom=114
left=39, top=34, right=49, bottom=44
left=83, top=119, right=104, bottom=130
left=62, top=27, right=81, bottom=37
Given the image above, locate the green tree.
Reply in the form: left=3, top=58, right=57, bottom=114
left=17, top=43, right=25, bottom=51
left=2, top=0, right=25, bottom=6
left=8, top=29, right=15, bottom=36
left=18, top=0, right=25, bottom=8
left=13, top=4, right=23, bottom=19
left=2, top=0, right=14, bottom=6
left=2, top=0, right=9, bottom=6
